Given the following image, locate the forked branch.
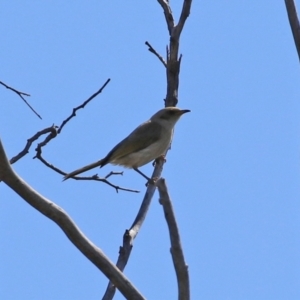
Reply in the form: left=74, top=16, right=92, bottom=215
left=0, top=80, right=42, bottom=119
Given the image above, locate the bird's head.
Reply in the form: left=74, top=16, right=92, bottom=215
left=151, top=107, right=190, bottom=128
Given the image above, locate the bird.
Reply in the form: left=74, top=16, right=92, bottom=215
left=63, top=107, right=190, bottom=182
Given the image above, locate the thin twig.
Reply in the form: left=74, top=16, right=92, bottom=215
left=157, top=178, right=190, bottom=300
left=32, top=131, right=139, bottom=193
left=285, top=0, right=300, bottom=61
left=145, top=41, right=167, bottom=67
left=58, top=78, right=111, bottom=133
left=66, top=174, right=140, bottom=193
left=0, top=80, right=42, bottom=119
left=105, top=171, right=123, bottom=179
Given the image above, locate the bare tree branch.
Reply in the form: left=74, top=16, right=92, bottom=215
left=0, top=138, right=145, bottom=300
left=157, top=0, right=174, bottom=35
left=157, top=178, right=190, bottom=300
left=175, top=0, right=192, bottom=38
left=145, top=41, right=167, bottom=67
left=102, top=159, right=164, bottom=300
left=285, top=0, right=300, bottom=61
left=10, top=126, right=57, bottom=164
left=0, top=80, right=42, bottom=119
left=67, top=174, right=140, bottom=193
left=157, top=0, right=192, bottom=107
left=58, top=78, right=111, bottom=133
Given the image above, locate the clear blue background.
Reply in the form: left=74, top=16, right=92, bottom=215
left=1, top=1, right=300, bottom=299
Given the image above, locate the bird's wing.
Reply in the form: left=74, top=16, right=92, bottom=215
left=100, top=120, right=162, bottom=166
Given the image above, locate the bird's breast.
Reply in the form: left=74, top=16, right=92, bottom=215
left=111, top=133, right=171, bottom=168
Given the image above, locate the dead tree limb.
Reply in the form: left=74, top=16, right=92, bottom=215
left=157, top=178, right=190, bottom=300
left=0, top=138, right=145, bottom=300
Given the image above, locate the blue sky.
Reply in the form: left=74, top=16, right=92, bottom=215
left=1, top=1, right=300, bottom=299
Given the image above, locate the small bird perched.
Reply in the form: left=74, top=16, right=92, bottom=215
left=63, top=107, right=190, bottom=181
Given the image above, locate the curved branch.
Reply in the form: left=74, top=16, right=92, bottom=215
left=10, top=126, right=57, bottom=164
left=0, top=138, right=145, bottom=300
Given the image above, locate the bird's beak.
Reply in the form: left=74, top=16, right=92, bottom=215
left=179, top=109, right=191, bottom=115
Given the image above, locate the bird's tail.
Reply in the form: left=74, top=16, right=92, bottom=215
left=63, top=159, right=104, bottom=181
